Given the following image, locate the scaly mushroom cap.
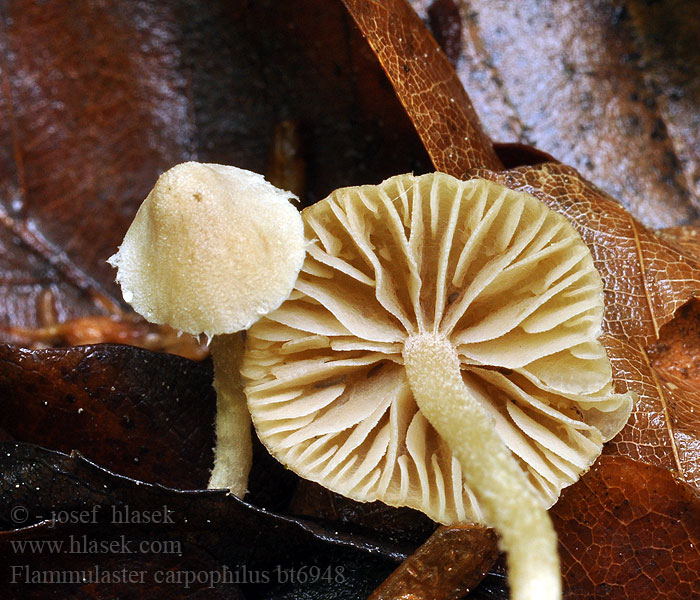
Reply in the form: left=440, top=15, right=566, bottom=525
left=109, top=161, right=305, bottom=338
left=241, top=172, right=632, bottom=524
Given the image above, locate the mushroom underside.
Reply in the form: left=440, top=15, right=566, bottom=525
left=242, top=173, right=632, bottom=524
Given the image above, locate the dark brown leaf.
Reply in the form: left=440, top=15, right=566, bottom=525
left=0, top=444, right=410, bottom=600
left=0, top=1, right=192, bottom=327
left=342, top=0, right=502, bottom=173
left=289, top=479, right=438, bottom=547
left=0, top=0, right=431, bottom=337
left=416, top=0, right=700, bottom=227
left=368, top=525, right=499, bottom=600
left=0, top=443, right=408, bottom=600
left=0, top=344, right=216, bottom=490
left=2, top=523, right=244, bottom=599
left=551, top=456, right=700, bottom=599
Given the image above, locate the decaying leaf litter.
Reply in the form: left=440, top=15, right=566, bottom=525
left=2, top=0, right=700, bottom=598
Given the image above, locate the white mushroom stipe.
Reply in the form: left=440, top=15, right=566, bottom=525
left=209, top=333, right=252, bottom=497
left=242, top=172, right=633, bottom=600
left=403, top=333, right=560, bottom=600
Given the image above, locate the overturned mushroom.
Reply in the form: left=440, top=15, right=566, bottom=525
left=109, top=161, right=305, bottom=496
left=242, top=173, right=633, bottom=600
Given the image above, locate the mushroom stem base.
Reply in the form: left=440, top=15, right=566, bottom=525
left=208, top=334, right=253, bottom=497
left=402, top=334, right=561, bottom=600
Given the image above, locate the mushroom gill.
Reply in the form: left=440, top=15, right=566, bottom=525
left=241, top=172, right=633, bottom=600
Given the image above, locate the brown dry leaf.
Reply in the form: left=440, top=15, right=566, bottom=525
left=341, top=0, right=502, bottom=173
left=647, top=297, right=700, bottom=383
left=412, top=0, right=700, bottom=228
left=656, top=226, right=700, bottom=264
left=0, top=0, right=431, bottom=339
left=471, top=159, right=700, bottom=503
left=602, top=334, right=700, bottom=492
left=4, top=312, right=208, bottom=360
left=483, top=166, right=700, bottom=500
left=551, top=455, right=700, bottom=600
left=368, top=525, right=499, bottom=600
left=477, top=163, right=700, bottom=346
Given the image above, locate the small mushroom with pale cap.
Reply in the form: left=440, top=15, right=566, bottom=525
left=108, top=161, right=306, bottom=495
left=111, top=167, right=633, bottom=600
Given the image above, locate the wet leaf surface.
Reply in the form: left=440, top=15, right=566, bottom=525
left=412, top=0, right=700, bottom=228
left=0, top=0, right=431, bottom=336
left=0, top=444, right=413, bottom=599
left=0, top=343, right=216, bottom=490
left=2, top=0, right=700, bottom=599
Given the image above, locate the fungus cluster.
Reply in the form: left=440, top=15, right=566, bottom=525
left=111, top=163, right=633, bottom=600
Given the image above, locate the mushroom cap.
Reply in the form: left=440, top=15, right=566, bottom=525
left=241, top=173, right=632, bottom=524
left=109, top=162, right=305, bottom=338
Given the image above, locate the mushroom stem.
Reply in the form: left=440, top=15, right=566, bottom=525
left=402, top=334, right=561, bottom=600
left=208, top=334, right=253, bottom=497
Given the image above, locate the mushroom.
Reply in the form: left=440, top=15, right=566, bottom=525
left=241, top=172, right=633, bottom=600
left=109, top=161, right=305, bottom=496
left=111, top=166, right=632, bottom=600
